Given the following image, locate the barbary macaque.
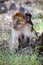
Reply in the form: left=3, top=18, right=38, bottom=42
left=9, top=12, right=26, bottom=53
left=9, top=12, right=37, bottom=53
left=25, top=13, right=33, bottom=26
left=18, top=13, right=37, bottom=49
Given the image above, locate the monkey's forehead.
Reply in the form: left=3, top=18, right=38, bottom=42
left=12, top=12, right=26, bottom=20
left=25, top=13, right=32, bottom=18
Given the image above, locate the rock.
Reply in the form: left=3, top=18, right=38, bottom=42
left=0, top=0, right=9, bottom=2
left=9, top=3, right=16, bottom=11
left=32, top=13, right=43, bottom=19
left=19, top=7, right=25, bottom=13
left=0, top=2, right=7, bottom=14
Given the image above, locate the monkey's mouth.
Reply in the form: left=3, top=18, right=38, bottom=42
left=13, top=25, right=23, bottom=30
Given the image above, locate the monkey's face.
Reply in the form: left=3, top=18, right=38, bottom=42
left=13, top=16, right=25, bottom=30
left=26, top=16, right=31, bottom=22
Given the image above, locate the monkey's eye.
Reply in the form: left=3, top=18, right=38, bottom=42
left=14, top=17, right=25, bottom=25
left=13, top=18, right=19, bottom=25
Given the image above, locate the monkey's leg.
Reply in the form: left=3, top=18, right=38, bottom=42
left=9, top=29, right=19, bottom=53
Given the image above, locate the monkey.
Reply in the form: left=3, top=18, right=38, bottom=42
left=18, top=13, right=37, bottom=50
left=25, top=13, right=33, bottom=26
left=9, top=12, right=26, bottom=53
left=9, top=12, right=37, bottom=53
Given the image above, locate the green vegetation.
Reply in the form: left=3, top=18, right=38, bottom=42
left=0, top=48, right=42, bottom=65
left=34, top=19, right=43, bottom=32
left=32, top=13, right=43, bottom=19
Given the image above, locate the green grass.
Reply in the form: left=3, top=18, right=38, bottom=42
left=0, top=18, right=43, bottom=65
left=0, top=48, right=42, bottom=65
left=34, top=19, right=43, bottom=32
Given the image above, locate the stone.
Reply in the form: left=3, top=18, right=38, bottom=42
left=0, top=0, right=9, bottom=2
left=9, top=3, right=16, bottom=11
left=0, top=2, right=7, bottom=14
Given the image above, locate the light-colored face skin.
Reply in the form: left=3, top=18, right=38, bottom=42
left=13, top=16, right=26, bottom=30
left=26, top=16, right=31, bottom=22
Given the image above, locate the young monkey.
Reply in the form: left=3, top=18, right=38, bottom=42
left=18, top=13, right=37, bottom=49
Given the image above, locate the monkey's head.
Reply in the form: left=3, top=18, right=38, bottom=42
left=25, top=13, right=33, bottom=26
left=12, top=12, right=26, bottom=30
